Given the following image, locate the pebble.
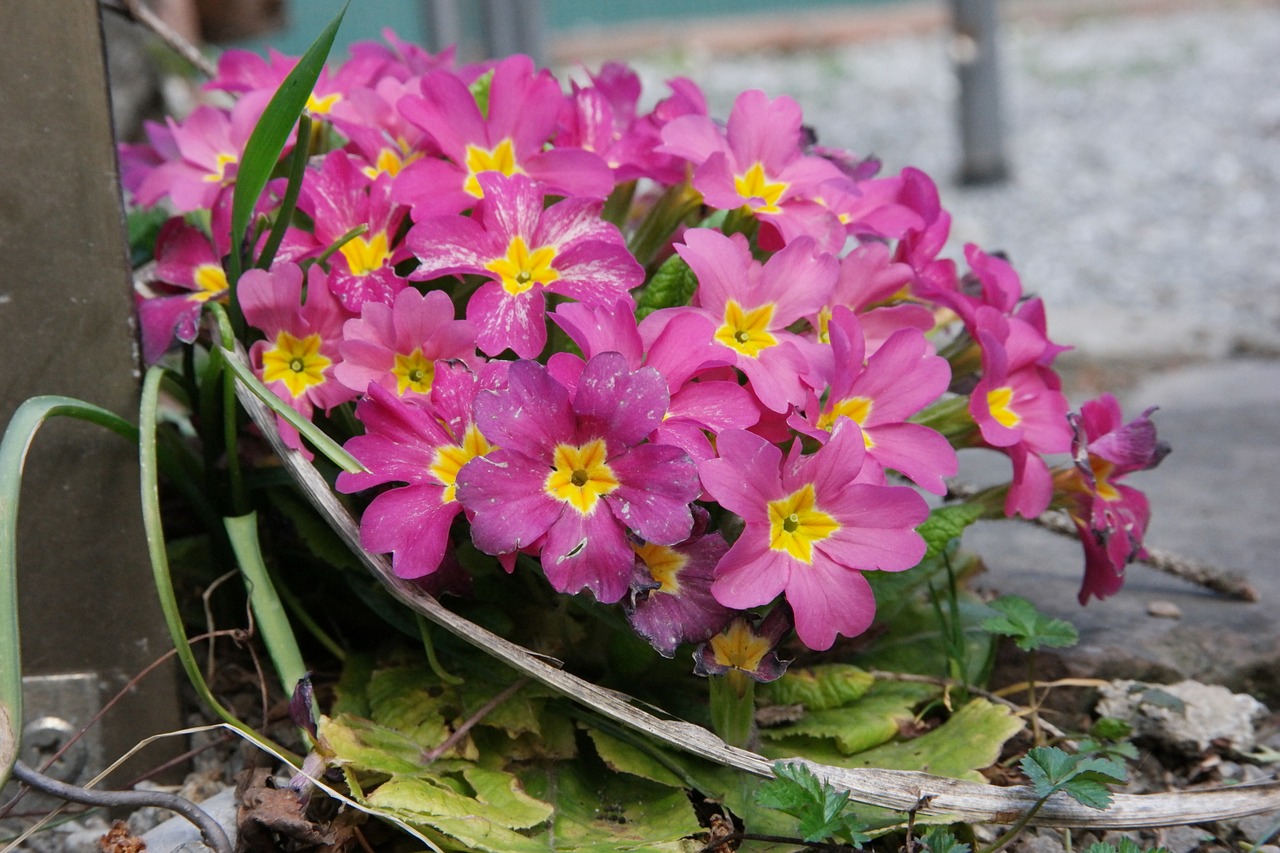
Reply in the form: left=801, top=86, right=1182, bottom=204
left=1147, top=600, right=1183, bottom=619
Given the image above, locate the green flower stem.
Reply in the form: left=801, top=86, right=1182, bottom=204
left=910, top=394, right=980, bottom=446
left=628, top=180, right=704, bottom=270
left=0, top=396, right=139, bottom=788
left=601, top=179, right=637, bottom=228
left=139, top=368, right=283, bottom=753
left=254, top=113, right=312, bottom=271
left=708, top=670, right=756, bottom=748
left=224, top=512, right=308, bottom=700
left=274, top=567, right=346, bottom=663
left=417, top=614, right=463, bottom=686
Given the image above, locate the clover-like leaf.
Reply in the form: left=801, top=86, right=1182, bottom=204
left=981, top=595, right=1079, bottom=651
left=1020, top=746, right=1127, bottom=810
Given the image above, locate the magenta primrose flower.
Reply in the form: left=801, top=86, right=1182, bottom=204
left=455, top=353, right=701, bottom=603
left=1060, top=394, right=1169, bottom=604
left=336, top=363, right=499, bottom=579
left=241, top=263, right=355, bottom=457
left=137, top=217, right=231, bottom=364
left=677, top=228, right=837, bottom=413
left=392, top=53, right=613, bottom=217
left=407, top=172, right=642, bottom=357
left=660, top=89, right=851, bottom=251
left=700, top=423, right=929, bottom=651
left=627, top=523, right=735, bottom=658
left=335, top=285, right=478, bottom=398
left=793, top=306, right=957, bottom=495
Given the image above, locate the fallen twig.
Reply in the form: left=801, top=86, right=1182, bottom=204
left=101, top=0, right=218, bottom=78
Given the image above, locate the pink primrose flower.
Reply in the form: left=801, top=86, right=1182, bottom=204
left=455, top=353, right=700, bottom=603
left=793, top=307, right=957, bottom=495
left=692, top=607, right=791, bottom=684
left=660, top=89, right=850, bottom=251
left=336, top=364, right=498, bottom=579
left=286, top=150, right=410, bottom=312
left=626, top=514, right=735, bottom=658
left=551, top=301, right=757, bottom=463
left=335, top=287, right=478, bottom=398
left=205, top=47, right=384, bottom=118
left=1060, top=394, right=1169, bottom=603
left=407, top=172, right=641, bottom=357
left=134, top=92, right=269, bottom=213
left=241, top=263, right=355, bottom=457
left=136, top=218, right=232, bottom=364
left=970, top=306, right=1073, bottom=517
left=699, top=423, right=929, bottom=651
left=329, top=77, right=438, bottom=181
left=676, top=228, right=837, bottom=413
left=392, top=54, right=613, bottom=217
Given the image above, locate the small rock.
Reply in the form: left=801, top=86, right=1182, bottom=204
left=1095, top=679, right=1269, bottom=755
left=1233, top=812, right=1280, bottom=845
left=1158, top=824, right=1213, bottom=853
left=1146, top=600, right=1183, bottom=619
left=1013, top=831, right=1066, bottom=853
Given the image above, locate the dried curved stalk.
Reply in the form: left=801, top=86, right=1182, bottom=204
left=229, top=348, right=1280, bottom=828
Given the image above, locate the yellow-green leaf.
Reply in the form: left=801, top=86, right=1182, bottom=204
left=759, top=664, right=877, bottom=711
left=759, top=681, right=936, bottom=754
left=587, top=728, right=687, bottom=789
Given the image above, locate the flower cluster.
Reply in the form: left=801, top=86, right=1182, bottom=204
left=123, top=37, right=1166, bottom=670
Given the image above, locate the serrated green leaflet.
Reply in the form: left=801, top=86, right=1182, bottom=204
left=981, top=595, right=1079, bottom=651
left=759, top=663, right=876, bottom=711
left=1020, top=746, right=1127, bottom=810
left=228, top=3, right=347, bottom=283
left=917, top=503, right=983, bottom=562
left=636, top=253, right=698, bottom=318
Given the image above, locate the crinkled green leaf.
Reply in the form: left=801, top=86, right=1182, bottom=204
left=766, top=698, right=1024, bottom=783
left=518, top=761, right=702, bottom=851
left=635, top=253, right=698, bottom=319
left=759, top=681, right=936, bottom=755
left=759, top=664, right=876, bottom=711
left=319, top=713, right=431, bottom=776
left=368, top=774, right=551, bottom=853
left=757, top=763, right=870, bottom=846
left=917, top=503, right=984, bottom=562
left=587, top=728, right=687, bottom=789
left=364, top=667, right=455, bottom=754
left=332, top=652, right=374, bottom=718
left=981, top=595, right=1079, bottom=651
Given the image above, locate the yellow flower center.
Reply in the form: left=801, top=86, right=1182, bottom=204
left=714, top=300, right=778, bottom=358
left=708, top=619, right=772, bottom=672
left=261, top=331, right=331, bottom=399
left=430, top=423, right=494, bottom=504
left=363, top=145, right=424, bottom=179
left=463, top=138, right=523, bottom=197
left=633, top=542, right=687, bottom=595
left=191, top=263, right=229, bottom=302
left=1090, top=457, right=1121, bottom=502
left=204, top=152, right=238, bottom=184
left=767, top=482, right=840, bottom=564
left=986, top=386, right=1021, bottom=428
left=339, top=231, right=392, bottom=276
left=391, top=349, right=435, bottom=396
left=816, top=397, right=877, bottom=449
left=484, top=235, right=560, bottom=296
left=733, top=162, right=788, bottom=214
left=544, top=439, right=619, bottom=515
left=306, top=91, right=341, bottom=115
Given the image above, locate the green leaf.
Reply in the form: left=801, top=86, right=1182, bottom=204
left=368, top=774, right=552, bottom=853
left=586, top=728, right=687, bottom=789
left=1020, top=746, right=1127, bottom=810
left=469, top=69, right=495, bottom=118
left=981, top=595, right=1079, bottom=651
left=519, top=761, right=702, bottom=851
left=917, top=503, right=984, bottom=562
left=757, top=762, right=871, bottom=846
left=319, top=713, right=433, bottom=776
left=924, top=827, right=972, bottom=853
left=758, top=681, right=936, bottom=755
left=767, top=698, right=1024, bottom=783
left=635, top=253, right=698, bottom=319
left=228, top=3, right=347, bottom=280
left=759, top=663, right=876, bottom=711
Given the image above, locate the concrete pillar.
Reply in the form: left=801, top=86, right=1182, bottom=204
left=0, top=2, right=182, bottom=788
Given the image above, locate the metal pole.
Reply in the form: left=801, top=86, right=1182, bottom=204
left=949, top=0, right=1010, bottom=184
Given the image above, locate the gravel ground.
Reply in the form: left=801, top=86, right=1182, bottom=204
left=625, top=0, right=1280, bottom=365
